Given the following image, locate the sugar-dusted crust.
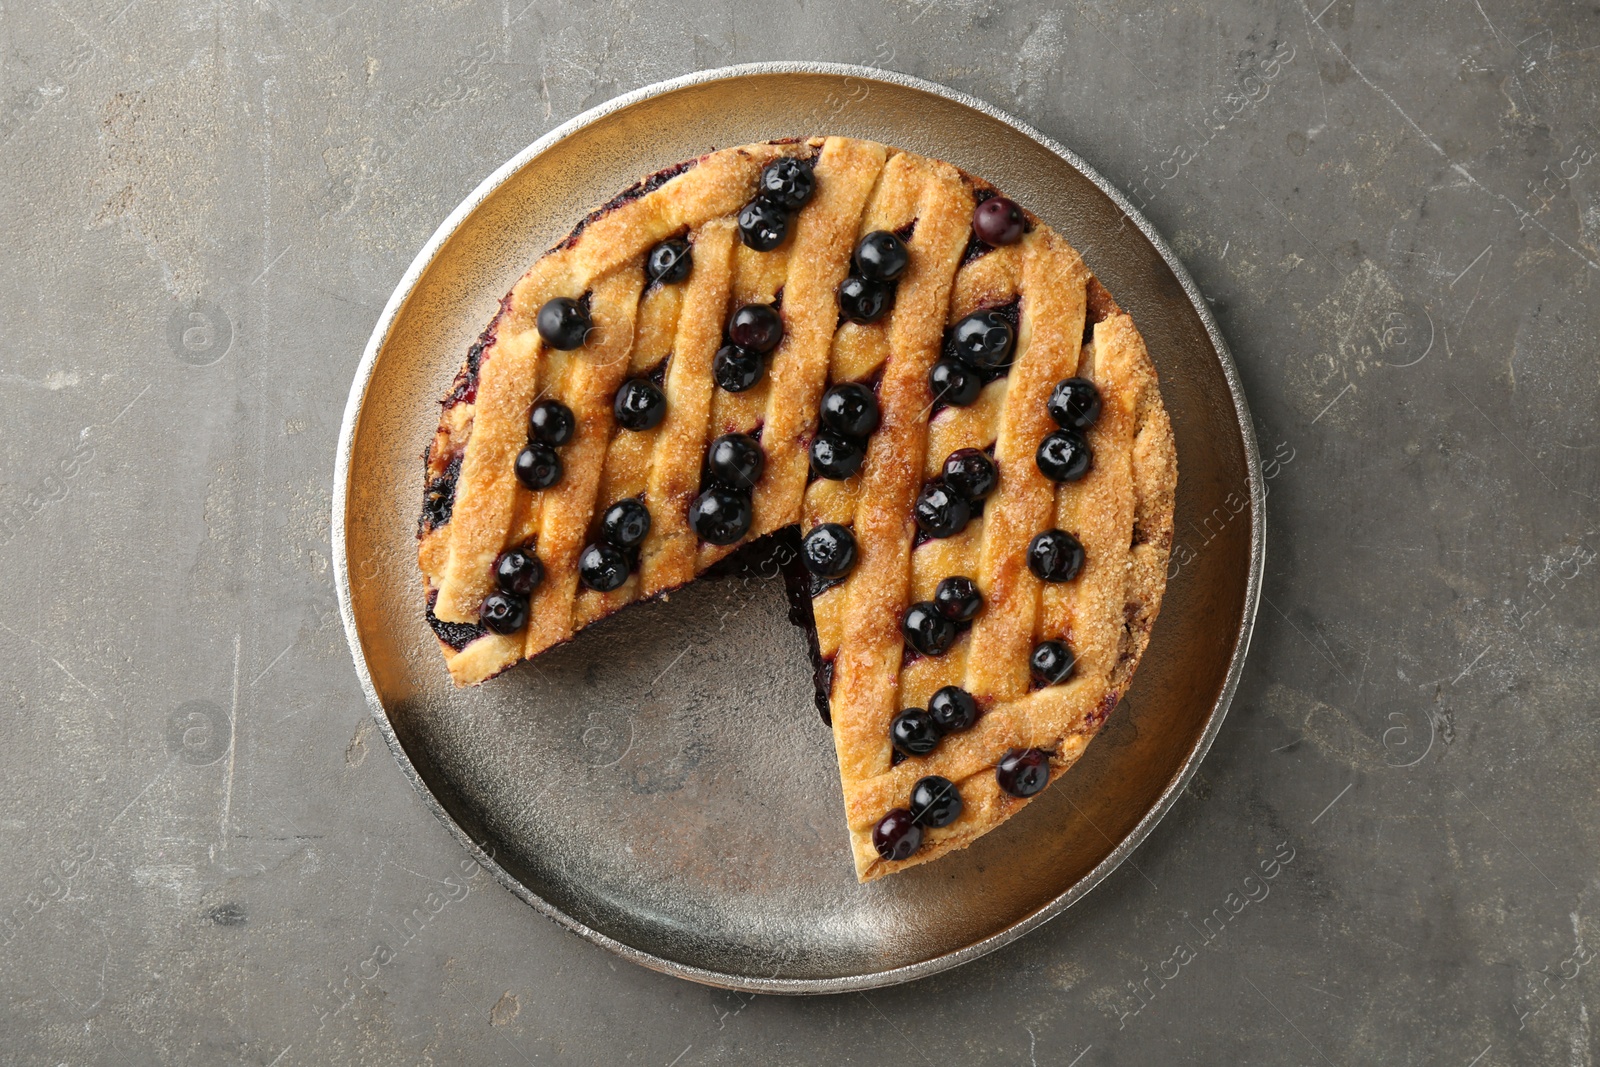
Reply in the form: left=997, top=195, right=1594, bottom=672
left=415, top=137, right=1176, bottom=880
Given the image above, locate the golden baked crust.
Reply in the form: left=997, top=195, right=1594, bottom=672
left=416, top=137, right=1177, bottom=881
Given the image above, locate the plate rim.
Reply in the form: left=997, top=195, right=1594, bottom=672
left=331, top=60, right=1266, bottom=994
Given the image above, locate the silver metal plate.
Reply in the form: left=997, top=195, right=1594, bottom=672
left=332, top=63, right=1265, bottom=993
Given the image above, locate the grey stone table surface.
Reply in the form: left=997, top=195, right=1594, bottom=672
left=2, top=0, right=1597, bottom=1062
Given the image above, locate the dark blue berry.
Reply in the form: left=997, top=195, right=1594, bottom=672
left=819, top=382, right=880, bottom=439
left=928, top=358, right=981, bottom=407
left=933, top=576, right=983, bottom=622
left=1047, top=377, right=1102, bottom=430
left=1037, top=429, right=1091, bottom=482
left=601, top=499, right=651, bottom=549
left=578, top=542, right=630, bottom=592
left=972, top=196, right=1025, bottom=247
left=613, top=379, right=666, bottom=431
left=528, top=399, right=575, bottom=446
left=902, top=602, right=956, bottom=656
left=713, top=345, right=764, bottom=392
left=942, top=448, right=997, bottom=500
left=738, top=198, right=788, bottom=251
left=801, top=523, right=857, bottom=579
left=1027, top=530, right=1084, bottom=583
left=950, top=310, right=1015, bottom=370
left=838, top=276, right=891, bottom=324
left=1030, top=640, right=1076, bottom=685
left=728, top=304, right=784, bottom=353
left=646, top=238, right=692, bottom=284
left=758, top=157, right=814, bottom=210
left=810, top=429, right=865, bottom=480
left=891, top=708, right=941, bottom=757
left=494, top=548, right=543, bottom=597
left=853, top=230, right=909, bottom=282
left=913, top=479, right=971, bottom=538
left=536, top=297, right=590, bottom=350
left=928, top=685, right=978, bottom=733
left=706, top=433, right=765, bottom=490
left=996, top=747, right=1050, bottom=797
left=688, top=486, right=752, bottom=546
left=872, top=807, right=922, bottom=861
left=514, top=444, right=562, bottom=490
left=480, top=591, right=528, bottom=634
left=909, top=776, right=963, bottom=828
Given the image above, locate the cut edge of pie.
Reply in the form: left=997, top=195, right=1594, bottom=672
left=412, top=136, right=1176, bottom=882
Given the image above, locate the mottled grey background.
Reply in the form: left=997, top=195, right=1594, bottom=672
left=2, top=0, right=1597, bottom=1062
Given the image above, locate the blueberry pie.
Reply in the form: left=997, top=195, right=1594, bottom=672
left=416, top=137, right=1176, bottom=880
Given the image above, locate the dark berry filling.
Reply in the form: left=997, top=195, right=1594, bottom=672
left=600, top=499, right=652, bottom=549
left=1030, top=640, right=1076, bottom=686
left=613, top=378, right=667, bottom=431
left=972, top=196, right=1026, bottom=247
left=688, top=486, right=753, bottom=546
left=528, top=399, right=575, bottom=446
left=928, top=685, right=979, bottom=734
left=1047, top=377, right=1102, bottom=430
left=913, top=479, right=971, bottom=539
left=645, top=238, right=693, bottom=285
left=705, top=433, right=766, bottom=490
left=728, top=304, right=784, bottom=354
left=941, top=448, right=997, bottom=501
left=536, top=297, right=591, bottom=350
left=419, top=454, right=462, bottom=534
left=853, top=230, right=909, bottom=283
left=809, top=429, right=865, bottom=480
left=801, top=523, right=858, bottom=580
left=1027, top=530, right=1085, bottom=583
left=713, top=345, right=765, bottom=392
left=514, top=443, right=562, bottom=491
left=838, top=276, right=892, bottom=324
left=890, top=707, right=941, bottom=757
left=494, top=547, right=544, bottom=597
left=933, top=575, right=983, bottom=622
left=872, top=807, right=922, bottom=861
left=1037, top=429, right=1092, bottom=482
left=910, top=775, right=963, bottom=828
left=902, top=602, right=957, bottom=656
left=819, top=382, right=880, bottom=439
left=996, top=747, right=1051, bottom=798
left=577, top=542, right=630, bottom=592
left=426, top=590, right=484, bottom=651
left=480, top=591, right=529, bottom=634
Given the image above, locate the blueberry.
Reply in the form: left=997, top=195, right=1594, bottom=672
left=810, top=429, right=865, bottom=480
left=902, top=602, right=957, bottom=656
left=909, top=775, right=963, bottom=828
left=819, top=382, right=880, bottom=439
left=600, top=499, right=651, bottom=549
left=972, top=196, right=1025, bottom=247
left=645, top=238, right=692, bottom=284
left=913, top=479, right=971, bottom=539
left=758, top=157, right=814, bottom=210
left=950, top=310, right=1015, bottom=370
left=480, top=591, right=528, bottom=634
left=728, top=304, right=784, bottom=354
left=1037, top=429, right=1092, bottom=482
left=713, top=345, right=765, bottom=392
left=801, top=523, right=857, bottom=579
left=613, top=378, right=666, bottom=431
left=738, top=198, right=788, bottom=251
left=705, top=433, right=765, bottom=490
left=872, top=807, right=922, bottom=861
left=577, top=542, right=630, bottom=592
left=514, top=444, right=562, bottom=490
left=528, top=399, right=575, bottom=446
left=933, top=576, right=983, bottom=622
left=890, top=708, right=941, bottom=757
left=1030, top=640, right=1076, bottom=686
left=928, top=358, right=981, bottom=407
left=494, top=548, right=544, bottom=597
left=688, top=486, right=752, bottom=546
left=1027, top=529, right=1085, bottom=583
left=1047, top=377, right=1102, bottom=430
left=536, top=297, right=590, bottom=350
left=928, top=685, right=978, bottom=734
left=996, top=747, right=1051, bottom=798
left=941, top=448, right=997, bottom=500
left=838, top=276, right=891, bottom=325
left=853, top=230, right=909, bottom=282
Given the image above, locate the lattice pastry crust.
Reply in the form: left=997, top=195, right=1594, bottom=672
left=415, top=137, right=1176, bottom=880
